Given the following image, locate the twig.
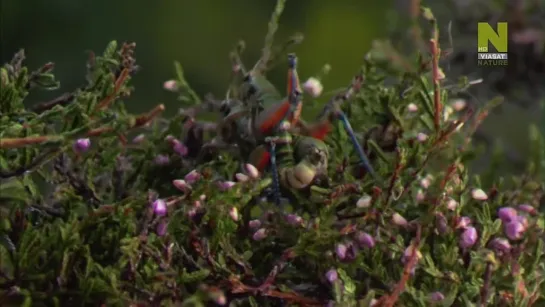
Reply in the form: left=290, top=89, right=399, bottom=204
left=377, top=224, right=422, bottom=307
left=479, top=262, right=493, bottom=307
left=94, top=68, right=130, bottom=112
left=0, top=135, right=59, bottom=149
left=430, top=38, right=442, bottom=131
left=31, top=92, right=75, bottom=113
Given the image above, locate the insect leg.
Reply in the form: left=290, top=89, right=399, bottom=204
left=286, top=54, right=303, bottom=126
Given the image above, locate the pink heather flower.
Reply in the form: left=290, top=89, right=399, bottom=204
left=217, top=181, right=236, bottom=191
left=489, top=238, right=511, bottom=255
left=199, top=194, right=206, bottom=201
left=193, top=200, right=202, bottom=208
left=152, top=199, right=167, bottom=216
left=355, top=231, right=375, bottom=248
left=446, top=198, right=458, bottom=211
left=229, top=207, right=239, bottom=222
left=430, top=291, right=445, bottom=302
left=253, top=228, right=267, bottom=241
left=518, top=204, right=537, bottom=215
left=460, top=226, right=478, bottom=249
left=235, top=173, right=249, bottom=182
left=402, top=245, right=422, bottom=264
left=248, top=219, right=261, bottom=230
left=392, top=213, right=408, bottom=227
left=184, top=170, right=201, bottom=184
left=517, top=215, right=529, bottom=229
left=505, top=221, right=525, bottom=240
left=172, top=179, right=191, bottom=192
left=73, top=138, right=91, bottom=153
left=154, top=154, right=170, bottom=165
left=420, top=177, right=431, bottom=189
left=285, top=214, right=303, bottom=226
left=416, top=132, right=428, bottom=142
left=335, top=243, right=347, bottom=260
left=471, top=188, right=488, bottom=200
left=244, top=163, right=260, bottom=179
left=132, top=134, right=145, bottom=144
left=498, top=207, right=518, bottom=223
left=163, top=80, right=178, bottom=91
left=407, top=103, right=418, bottom=112
left=451, top=99, right=467, bottom=111
left=187, top=208, right=197, bottom=218
left=156, top=220, right=168, bottom=236
left=356, top=195, right=372, bottom=208
left=455, top=216, right=472, bottom=229
left=303, top=77, right=323, bottom=98
left=416, top=189, right=426, bottom=202
left=171, top=139, right=188, bottom=156
left=325, top=268, right=338, bottom=283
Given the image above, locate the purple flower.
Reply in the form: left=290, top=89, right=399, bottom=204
left=154, top=154, right=170, bottom=165
left=392, top=213, right=408, bottom=227
left=430, top=291, right=445, bottom=302
left=235, top=173, right=249, bottom=182
left=72, top=138, right=91, bottom=153
left=460, top=226, right=478, bottom=249
left=517, top=204, right=537, bottom=215
left=325, top=269, right=338, bottom=283
left=217, top=181, right=236, bottom=191
left=504, top=221, right=525, bottom=240
left=489, top=238, right=511, bottom=255
left=152, top=199, right=167, bottom=216
left=455, top=216, right=472, bottom=229
left=184, top=170, right=201, bottom=184
left=172, top=179, right=191, bottom=192
left=335, top=243, right=347, bottom=260
left=498, top=207, right=518, bottom=223
left=171, top=139, right=188, bottom=156
left=132, top=134, right=145, bottom=144
left=253, top=228, right=267, bottom=241
left=285, top=214, right=303, bottom=226
left=248, top=219, right=261, bottom=230
left=355, top=231, right=375, bottom=248
left=156, top=220, right=168, bottom=236
left=244, top=163, right=260, bottom=179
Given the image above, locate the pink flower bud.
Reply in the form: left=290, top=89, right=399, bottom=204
left=199, top=194, right=206, bottom=201
left=154, top=154, right=170, bottom=165
left=498, top=207, right=517, bottom=223
left=184, top=170, right=201, bottom=184
left=455, top=216, right=472, bottom=229
left=73, top=138, right=91, bottom=153
left=325, top=268, right=338, bottom=283
left=172, top=179, right=191, bottom=192
left=285, top=214, right=303, bottom=226
left=217, top=181, right=236, bottom=191
left=460, top=226, right=478, bottom=249
left=471, top=188, right=488, bottom=200
left=517, top=204, right=537, bottom=215
left=253, top=228, right=267, bottom=241
left=392, top=213, right=408, bottom=227
left=517, top=215, right=529, bottom=229
left=402, top=245, right=422, bottom=264
left=303, top=77, right=323, bottom=98
left=156, top=220, right=168, bottom=236
left=335, top=243, right=347, bottom=260
left=355, top=231, right=375, bottom=248
left=152, top=199, right=167, bottom=216
left=248, top=219, right=261, bottom=230
left=451, top=99, right=467, bottom=111
left=446, top=198, right=458, bottom=211
left=163, top=80, right=178, bottom=92
left=171, top=139, right=188, bottom=156
left=356, top=195, right=372, bottom=208
left=416, top=132, right=428, bottom=142
left=229, top=207, right=239, bottom=222
left=420, top=177, right=431, bottom=189
left=489, top=238, right=511, bottom=255
left=244, top=163, right=260, bottom=179
left=430, top=291, right=445, bottom=302
left=235, top=173, right=249, bottom=182
left=504, top=221, right=525, bottom=240
left=407, top=103, right=418, bottom=112
left=187, top=208, right=197, bottom=218
left=132, top=134, right=145, bottom=144
left=416, top=189, right=426, bottom=202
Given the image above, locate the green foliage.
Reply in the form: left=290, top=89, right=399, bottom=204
left=1, top=2, right=545, bottom=307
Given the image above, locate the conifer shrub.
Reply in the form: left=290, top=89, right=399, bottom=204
left=1, top=3, right=544, bottom=306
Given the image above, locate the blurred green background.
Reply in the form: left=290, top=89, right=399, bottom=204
left=1, top=0, right=391, bottom=114
left=1, top=0, right=542, bottom=173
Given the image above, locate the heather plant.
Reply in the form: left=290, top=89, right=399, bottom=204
left=1, top=3, right=545, bottom=307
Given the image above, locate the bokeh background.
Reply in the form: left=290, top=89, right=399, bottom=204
left=1, top=0, right=543, bottom=173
